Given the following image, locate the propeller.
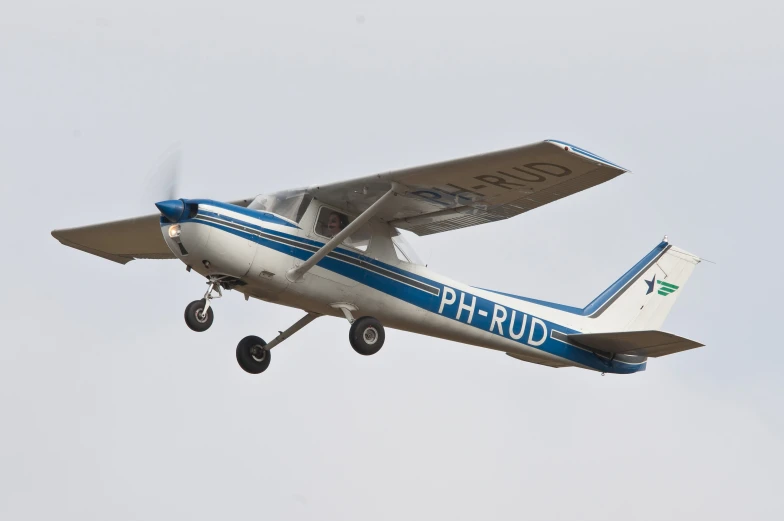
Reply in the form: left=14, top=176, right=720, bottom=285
left=144, top=144, right=182, bottom=205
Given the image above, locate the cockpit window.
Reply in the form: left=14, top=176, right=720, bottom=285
left=248, top=192, right=310, bottom=223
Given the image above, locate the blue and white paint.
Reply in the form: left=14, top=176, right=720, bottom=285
left=156, top=197, right=699, bottom=374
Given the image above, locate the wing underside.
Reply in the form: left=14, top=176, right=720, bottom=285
left=52, top=214, right=173, bottom=264
left=307, top=140, right=628, bottom=236
left=52, top=139, right=627, bottom=263
left=52, top=198, right=254, bottom=264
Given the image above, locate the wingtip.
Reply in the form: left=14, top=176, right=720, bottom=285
left=545, top=139, right=629, bottom=172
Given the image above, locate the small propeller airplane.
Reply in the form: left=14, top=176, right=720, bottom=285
left=52, top=140, right=704, bottom=375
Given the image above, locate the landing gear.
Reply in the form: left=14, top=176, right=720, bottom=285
left=349, top=316, right=385, bottom=355
left=236, top=335, right=271, bottom=374
left=330, top=303, right=386, bottom=356
left=184, top=277, right=224, bottom=332
left=234, top=313, right=321, bottom=374
left=184, top=299, right=214, bottom=332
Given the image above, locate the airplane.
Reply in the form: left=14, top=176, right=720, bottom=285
left=51, top=139, right=704, bottom=375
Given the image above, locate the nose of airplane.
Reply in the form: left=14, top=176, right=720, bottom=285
left=155, top=199, right=185, bottom=222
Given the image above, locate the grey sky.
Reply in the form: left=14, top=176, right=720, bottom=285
left=1, top=1, right=782, bottom=519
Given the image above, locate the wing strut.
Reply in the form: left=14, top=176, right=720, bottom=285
left=287, top=183, right=399, bottom=281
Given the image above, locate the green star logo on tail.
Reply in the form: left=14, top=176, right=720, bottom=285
left=645, top=274, right=679, bottom=296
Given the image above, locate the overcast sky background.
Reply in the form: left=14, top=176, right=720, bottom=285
left=2, top=1, right=782, bottom=519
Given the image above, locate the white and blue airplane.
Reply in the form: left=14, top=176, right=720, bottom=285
left=52, top=140, right=704, bottom=375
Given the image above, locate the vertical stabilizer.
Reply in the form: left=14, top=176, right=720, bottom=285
left=583, top=240, right=701, bottom=333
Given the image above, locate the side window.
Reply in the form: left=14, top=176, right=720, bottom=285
left=391, top=231, right=423, bottom=265
left=393, top=242, right=410, bottom=263
left=314, top=206, right=370, bottom=252
left=315, top=207, right=350, bottom=238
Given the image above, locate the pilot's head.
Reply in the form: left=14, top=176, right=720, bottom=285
left=327, top=212, right=348, bottom=237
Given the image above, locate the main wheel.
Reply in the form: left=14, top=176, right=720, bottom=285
left=236, top=335, right=271, bottom=374
left=349, top=316, right=385, bottom=356
left=184, top=299, right=214, bottom=332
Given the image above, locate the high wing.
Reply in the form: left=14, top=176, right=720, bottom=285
left=52, top=140, right=626, bottom=263
left=51, top=198, right=254, bottom=264
left=307, top=140, right=628, bottom=236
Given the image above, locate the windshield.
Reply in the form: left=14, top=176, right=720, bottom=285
left=248, top=191, right=311, bottom=223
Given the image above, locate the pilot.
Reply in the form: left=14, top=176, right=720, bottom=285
left=326, top=212, right=349, bottom=237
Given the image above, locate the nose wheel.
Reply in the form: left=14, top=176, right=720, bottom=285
left=184, top=299, right=214, bottom=332
left=183, top=277, right=224, bottom=332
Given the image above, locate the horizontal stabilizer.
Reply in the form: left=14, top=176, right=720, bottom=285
left=566, top=330, right=704, bottom=358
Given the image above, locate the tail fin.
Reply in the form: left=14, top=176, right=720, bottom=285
left=583, top=238, right=701, bottom=333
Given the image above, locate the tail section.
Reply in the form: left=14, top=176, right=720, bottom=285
left=581, top=238, right=701, bottom=333
left=482, top=237, right=703, bottom=368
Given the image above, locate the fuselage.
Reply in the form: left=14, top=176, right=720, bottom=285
left=161, top=199, right=647, bottom=374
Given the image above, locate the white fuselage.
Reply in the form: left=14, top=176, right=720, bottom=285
left=160, top=199, right=648, bottom=374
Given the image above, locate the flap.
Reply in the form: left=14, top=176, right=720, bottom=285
left=566, top=330, right=704, bottom=358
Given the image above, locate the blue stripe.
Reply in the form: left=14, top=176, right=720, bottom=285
left=480, top=241, right=669, bottom=317
left=181, top=214, right=647, bottom=374
left=185, top=199, right=300, bottom=229
left=197, top=208, right=440, bottom=288
left=546, top=139, right=627, bottom=170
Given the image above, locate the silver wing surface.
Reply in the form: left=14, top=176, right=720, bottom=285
left=51, top=198, right=254, bottom=264
left=307, top=140, right=628, bottom=236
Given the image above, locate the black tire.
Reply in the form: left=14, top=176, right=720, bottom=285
left=349, top=316, right=385, bottom=356
left=184, top=299, right=214, bottom=332
left=236, top=335, right=271, bottom=374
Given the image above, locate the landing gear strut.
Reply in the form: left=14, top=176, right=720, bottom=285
left=331, top=303, right=386, bottom=356
left=235, top=312, right=321, bottom=374
left=226, top=302, right=387, bottom=374
left=184, top=277, right=223, bottom=332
